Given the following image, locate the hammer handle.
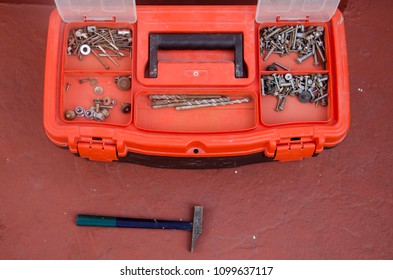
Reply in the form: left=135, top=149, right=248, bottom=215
left=77, top=214, right=193, bottom=231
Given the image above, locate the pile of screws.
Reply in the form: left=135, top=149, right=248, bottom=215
left=260, top=25, right=326, bottom=67
left=262, top=73, right=329, bottom=111
left=67, top=26, right=132, bottom=70
left=64, top=97, right=130, bottom=122
left=149, top=94, right=250, bottom=111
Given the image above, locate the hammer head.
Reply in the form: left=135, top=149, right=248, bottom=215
left=191, top=206, right=203, bottom=252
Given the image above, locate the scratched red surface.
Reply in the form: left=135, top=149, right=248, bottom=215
left=0, top=0, right=392, bottom=260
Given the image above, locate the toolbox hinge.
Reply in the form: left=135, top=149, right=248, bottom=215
left=82, top=16, right=117, bottom=22
left=274, top=141, right=316, bottom=162
left=276, top=16, right=310, bottom=22
left=77, top=141, right=118, bottom=162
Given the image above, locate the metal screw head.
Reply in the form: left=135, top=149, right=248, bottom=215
left=266, top=64, right=279, bottom=71
left=116, top=76, right=131, bottom=91
left=94, top=86, right=104, bottom=95
left=121, top=103, right=131, bottom=113
left=103, top=96, right=112, bottom=106
left=298, top=91, right=312, bottom=103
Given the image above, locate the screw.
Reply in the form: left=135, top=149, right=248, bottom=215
left=263, top=46, right=276, bottom=61
left=121, top=103, right=132, bottom=113
left=273, top=62, right=291, bottom=71
left=296, top=52, right=313, bottom=64
left=95, top=112, right=106, bottom=122
left=65, top=83, right=71, bottom=92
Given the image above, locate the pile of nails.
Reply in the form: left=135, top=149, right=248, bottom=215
left=65, top=97, right=117, bottom=122
left=260, top=25, right=326, bottom=67
left=262, top=73, right=329, bottom=111
left=67, top=26, right=132, bottom=69
left=149, top=94, right=250, bottom=111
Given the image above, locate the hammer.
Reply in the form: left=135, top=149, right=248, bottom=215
left=76, top=206, right=203, bottom=252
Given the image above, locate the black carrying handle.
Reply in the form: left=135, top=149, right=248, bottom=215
left=147, top=33, right=246, bottom=78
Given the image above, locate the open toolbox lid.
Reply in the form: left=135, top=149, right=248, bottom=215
left=54, top=0, right=137, bottom=23
left=255, top=0, right=340, bottom=23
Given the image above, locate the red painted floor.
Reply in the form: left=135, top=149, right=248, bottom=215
left=0, top=0, right=392, bottom=260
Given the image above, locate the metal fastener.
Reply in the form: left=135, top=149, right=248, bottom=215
left=80, top=44, right=91, bottom=56
left=273, top=62, right=291, bottom=71
left=94, top=86, right=104, bottom=95
left=85, top=109, right=95, bottom=120
left=121, top=103, right=132, bottom=113
left=103, top=96, right=112, bottom=106
left=65, top=110, right=76, bottom=120
left=75, top=106, right=85, bottom=117
left=116, top=76, right=131, bottom=91
left=296, top=52, right=313, bottom=64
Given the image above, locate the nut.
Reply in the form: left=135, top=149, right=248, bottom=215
left=75, top=106, right=85, bottom=117
left=95, top=112, right=105, bottom=122
left=65, top=110, right=76, bottom=120
left=85, top=109, right=96, bottom=120
left=101, top=108, right=110, bottom=118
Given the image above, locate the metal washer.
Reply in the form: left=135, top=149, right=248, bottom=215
left=117, top=77, right=131, bottom=91
left=94, top=86, right=104, bottom=95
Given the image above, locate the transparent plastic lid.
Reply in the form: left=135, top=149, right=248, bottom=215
left=54, top=0, right=137, bottom=23
left=255, top=0, right=340, bottom=23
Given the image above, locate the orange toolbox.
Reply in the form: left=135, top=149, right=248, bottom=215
left=44, top=0, right=350, bottom=167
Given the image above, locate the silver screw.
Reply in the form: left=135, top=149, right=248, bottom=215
left=296, top=52, right=313, bottom=64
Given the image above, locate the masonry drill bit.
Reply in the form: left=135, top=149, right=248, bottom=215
left=148, top=94, right=224, bottom=101
left=151, top=97, right=231, bottom=109
left=175, top=98, right=250, bottom=110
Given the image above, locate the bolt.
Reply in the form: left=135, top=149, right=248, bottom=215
left=263, top=46, right=276, bottom=61
left=273, top=62, right=291, bottom=71
left=313, top=44, right=320, bottom=67
left=121, top=103, right=132, bottom=113
left=296, top=52, right=313, bottom=64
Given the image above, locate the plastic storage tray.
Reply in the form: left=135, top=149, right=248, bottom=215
left=44, top=0, right=350, bottom=166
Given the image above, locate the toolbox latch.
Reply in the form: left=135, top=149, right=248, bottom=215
left=274, top=142, right=316, bottom=162
left=77, top=142, right=118, bottom=162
